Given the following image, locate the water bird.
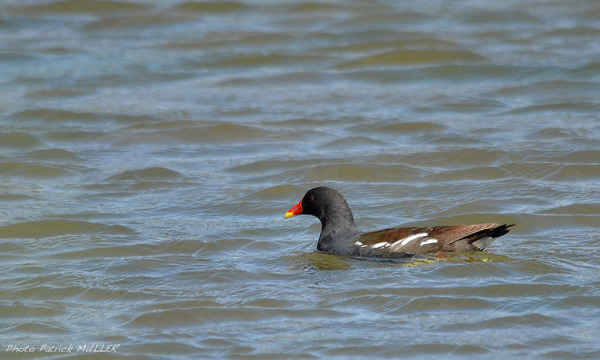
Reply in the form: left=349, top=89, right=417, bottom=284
left=285, top=186, right=513, bottom=256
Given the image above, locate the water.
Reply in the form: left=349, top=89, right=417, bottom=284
left=1, top=0, right=599, bottom=359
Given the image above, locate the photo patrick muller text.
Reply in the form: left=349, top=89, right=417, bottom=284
left=5, top=344, right=120, bottom=354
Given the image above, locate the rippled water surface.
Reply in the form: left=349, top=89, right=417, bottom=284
left=1, top=0, right=600, bottom=359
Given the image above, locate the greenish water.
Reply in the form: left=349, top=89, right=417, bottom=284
left=1, top=0, right=599, bottom=359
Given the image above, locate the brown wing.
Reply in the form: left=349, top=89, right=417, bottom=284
left=357, top=227, right=422, bottom=245
left=355, top=223, right=509, bottom=255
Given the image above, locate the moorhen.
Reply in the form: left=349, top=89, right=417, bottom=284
left=285, top=186, right=513, bottom=256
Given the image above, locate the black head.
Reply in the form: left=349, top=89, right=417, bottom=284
left=285, top=186, right=355, bottom=225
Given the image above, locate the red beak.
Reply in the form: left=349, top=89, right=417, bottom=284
left=285, top=200, right=303, bottom=219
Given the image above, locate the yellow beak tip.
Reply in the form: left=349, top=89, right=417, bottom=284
left=284, top=212, right=295, bottom=219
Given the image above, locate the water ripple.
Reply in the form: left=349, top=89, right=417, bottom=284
left=1, top=0, right=599, bottom=358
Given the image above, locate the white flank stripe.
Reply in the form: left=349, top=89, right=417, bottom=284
left=399, top=233, right=428, bottom=247
left=371, top=242, right=389, bottom=249
left=354, top=241, right=363, bottom=246
left=390, top=232, right=428, bottom=251
left=420, top=239, right=438, bottom=246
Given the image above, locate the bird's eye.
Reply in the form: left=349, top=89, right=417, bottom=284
left=308, top=196, right=314, bottom=203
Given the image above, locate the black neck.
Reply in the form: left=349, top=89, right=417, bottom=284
left=316, top=209, right=360, bottom=254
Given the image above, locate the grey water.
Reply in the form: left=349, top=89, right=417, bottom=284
left=1, top=0, right=599, bottom=359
